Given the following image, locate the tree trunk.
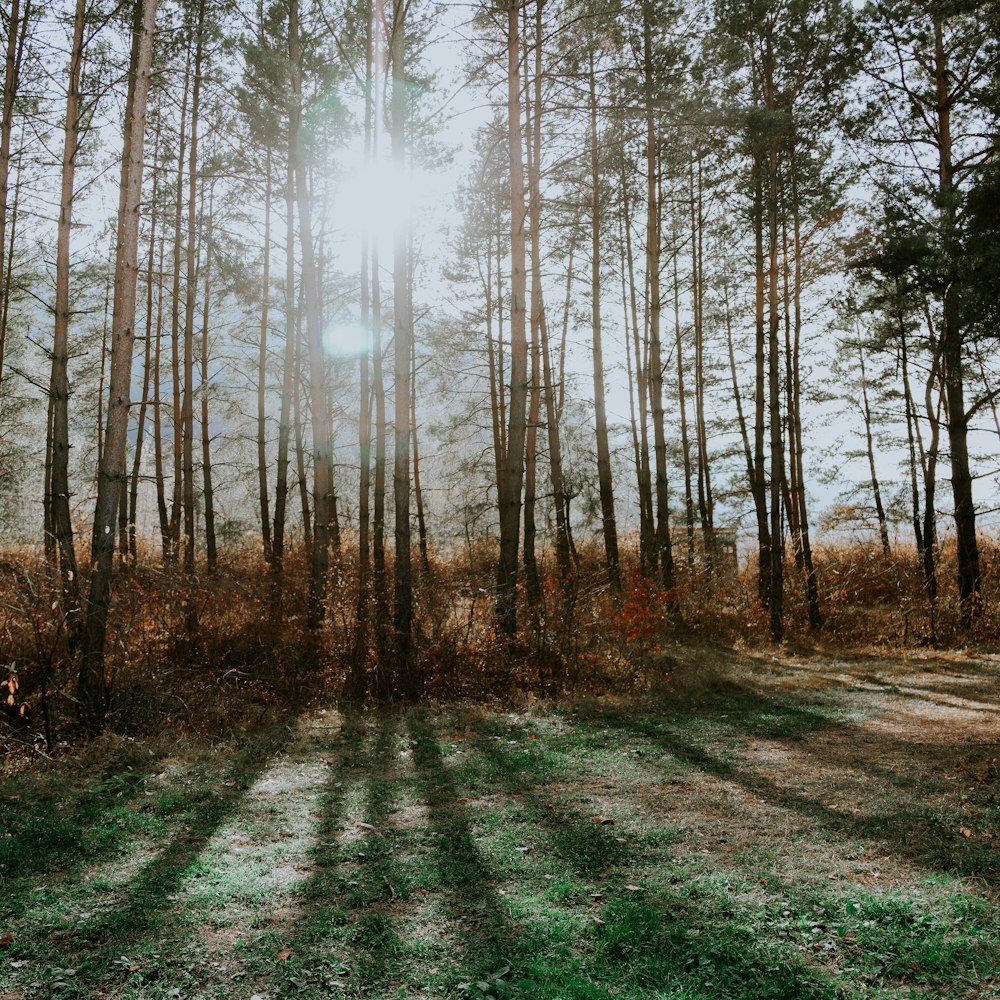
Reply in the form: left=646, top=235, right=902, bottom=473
left=348, top=5, right=374, bottom=699
left=784, top=149, right=819, bottom=628
left=151, top=203, right=169, bottom=558
left=751, top=140, right=771, bottom=608
left=529, top=0, right=569, bottom=586
left=643, top=0, right=676, bottom=600
left=181, top=0, right=205, bottom=577
left=292, top=301, right=311, bottom=550
left=411, top=310, right=429, bottom=575
left=673, top=252, right=695, bottom=564
left=588, top=51, right=619, bottom=593
left=621, top=171, right=654, bottom=576
left=766, top=110, right=784, bottom=642
left=200, top=182, right=216, bottom=570
left=390, top=0, right=412, bottom=674
left=692, top=155, right=714, bottom=564
left=48, top=0, right=87, bottom=644
left=496, top=0, right=529, bottom=635
left=78, top=0, right=156, bottom=730
left=522, top=27, right=540, bottom=609
left=858, top=346, right=890, bottom=556
left=289, top=0, right=333, bottom=626
left=272, top=152, right=295, bottom=565
left=0, top=0, right=27, bottom=404
left=258, top=146, right=273, bottom=563
left=168, top=54, right=191, bottom=561
left=0, top=128, right=23, bottom=411
left=934, top=15, right=980, bottom=624
left=129, top=121, right=161, bottom=561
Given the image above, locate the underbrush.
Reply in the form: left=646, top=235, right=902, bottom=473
left=1, top=533, right=998, bottom=751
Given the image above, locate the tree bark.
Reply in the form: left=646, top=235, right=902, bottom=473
left=181, top=0, right=206, bottom=576
left=934, top=14, right=980, bottom=624
left=78, top=0, right=157, bottom=730
left=151, top=199, right=169, bottom=558
left=168, top=53, right=190, bottom=561
left=673, top=251, right=695, bottom=564
left=258, top=145, right=273, bottom=563
left=858, top=346, right=890, bottom=556
left=411, top=306, right=429, bottom=576
left=390, top=0, right=412, bottom=674
left=496, top=0, right=529, bottom=635
left=588, top=51, right=619, bottom=593
left=129, top=120, right=161, bottom=561
left=691, top=155, right=714, bottom=564
left=0, top=0, right=28, bottom=404
left=48, top=0, right=87, bottom=644
left=289, top=0, right=333, bottom=626
left=200, top=181, right=216, bottom=570
left=643, top=0, right=676, bottom=600
left=272, top=150, right=295, bottom=565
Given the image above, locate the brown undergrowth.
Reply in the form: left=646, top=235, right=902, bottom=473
left=1, top=533, right=998, bottom=752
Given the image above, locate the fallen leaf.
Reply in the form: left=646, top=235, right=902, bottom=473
left=276, top=949, right=294, bottom=961
left=0, top=933, right=12, bottom=947
left=959, top=827, right=973, bottom=838
left=591, top=816, right=615, bottom=825
left=593, top=917, right=606, bottom=926
left=625, top=884, right=642, bottom=892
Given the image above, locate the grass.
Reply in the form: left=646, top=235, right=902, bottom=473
left=1, top=650, right=998, bottom=999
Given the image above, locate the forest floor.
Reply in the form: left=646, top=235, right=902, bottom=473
left=1, top=646, right=999, bottom=1000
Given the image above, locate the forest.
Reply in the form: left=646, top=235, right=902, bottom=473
left=0, top=0, right=998, bottom=997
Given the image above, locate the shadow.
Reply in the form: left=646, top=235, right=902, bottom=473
left=468, top=727, right=630, bottom=880
left=582, top=698, right=1000, bottom=883
left=406, top=711, right=522, bottom=985
left=254, top=713, right=375, bottom=995
left=4, top=723, right=298, bottom=992
left=335, top=715, right=408, bottom=989
left=446, top=713, right=848, bottom=1000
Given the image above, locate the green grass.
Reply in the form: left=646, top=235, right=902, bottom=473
left=1, top=668, right=998, bottom=999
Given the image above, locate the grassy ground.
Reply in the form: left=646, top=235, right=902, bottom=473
left=1, top=647, right=998, bottom=999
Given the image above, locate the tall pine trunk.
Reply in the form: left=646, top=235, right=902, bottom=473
left=588, top=52, right=619, bottom=593
left=78, top=0, right=156, bottom=730
left=48, top=0, right=87, bottom=644
left=257, top=147, right=273, bottom=563
left=643, top=0, right=676, bottom=599
left=496, top=0, right=529, bottom=636
left=289, top=0, right=333, bottom=626
left=272, top=155, right=295, bottom=565
left=199, top=182, right=216, bottom=570
left=181, top=0, right=206, bottom=576
left=129, top=120, right=161, bottom=560
left=390, top=0, right=412, bottom=676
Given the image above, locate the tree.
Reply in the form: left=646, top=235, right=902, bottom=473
left=78, top=0, right=157, bottom=729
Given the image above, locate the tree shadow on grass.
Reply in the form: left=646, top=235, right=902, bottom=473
left=584, top=697, right=1000, bottom=884
left=446, top=715, right=847, bottom=1000
left=255, top=713, right=405, bottom=996
left=0, top=724, right=298, bottom=995
left=406, top=711, right=528, bottom=986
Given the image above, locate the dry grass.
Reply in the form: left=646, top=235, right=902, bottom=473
left=2, top=534, right=1000, bottom=753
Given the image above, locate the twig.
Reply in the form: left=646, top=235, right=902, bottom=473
left=0, top=732, right=54, bottom=761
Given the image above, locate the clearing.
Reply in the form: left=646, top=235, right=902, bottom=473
left=1, top=647, right=998, bottom=999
